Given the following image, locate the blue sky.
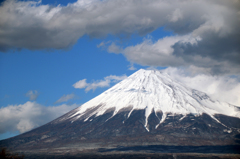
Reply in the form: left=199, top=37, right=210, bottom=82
left=0, top=0, right=240, bottom=140
left=0, top=27, right=171, bottom=106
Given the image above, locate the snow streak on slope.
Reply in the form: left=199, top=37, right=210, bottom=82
left=68, top=69, right=240, bottom=131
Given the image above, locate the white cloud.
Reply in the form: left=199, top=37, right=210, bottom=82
left=128, top=63, right=136, bottom=70
left=163, top=67, right=240, bottom=106
left=55, top=93, right=76, bottom=104
left=85, top=80, right=110, bottom=92
left=97, top=42, right=105, bottom=48
left=25, top=90, right=39, bottom=100
left=108, top=43, right=122, bottom=54
left=105, top=75, right=127, bottom=81
left=72, top=79, right=88, bottom=89
left=122, top=36, right=188, bottom=66
left=110, top=35, right=203, bottom=67
left=108, top=32, right=239, bottom=75
left=73, top=74, right=127, bottom=92
left=0, top=101, right=78, bottom=134
left=97, top=41, right=111, bottom=48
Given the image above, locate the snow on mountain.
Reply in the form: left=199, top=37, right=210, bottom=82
left=67, top=69, right=240, bottom=131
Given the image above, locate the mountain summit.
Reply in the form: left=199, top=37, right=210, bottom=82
left=65, top=69, right=240, bottom=131
left=1, top=69, right=240, bottom=151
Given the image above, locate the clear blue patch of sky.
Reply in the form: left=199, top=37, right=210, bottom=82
left=41, top=0, right=77, bottom=6
left=13, top=0, right=77, bottom=6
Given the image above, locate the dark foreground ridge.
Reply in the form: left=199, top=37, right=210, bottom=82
left=98, top=145, right=240, bottom=154
left=21, top=153, right=240, bottom=159
left=10, top=145, right=240, bottom=159
left=3, top=145, right=239, bottom=159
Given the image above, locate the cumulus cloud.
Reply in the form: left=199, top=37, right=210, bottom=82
left=107, top=43, right=122, bottom=54
left=163, top=67, right=240, bottom=106
left=55, top=93, right=76, bottom=104
left=72, top=79, right=88, bottom=89
left=73, top=74, right=127, bottom=92
left=97, top=41, right=110, bottom=48
left=109, top=33, right=240, bottom=75
left=0, top=101, right=78, bottom=134
left=25, top=90, right=39, bottom=100
left=105, top=75, right=127, bottom=82
left=84, top=80, right=110, bottom=92
left=119, top=35, right=200, bottom=67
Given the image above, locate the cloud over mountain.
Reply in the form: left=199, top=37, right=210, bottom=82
left=163, top=67, right=240, bottom=106
left=73, top=74, right=127, bottom=92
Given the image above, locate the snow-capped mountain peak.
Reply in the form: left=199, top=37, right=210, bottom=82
left=67, top=69, right=240, bottom=131
left=2, top=69, right=240, bottom=151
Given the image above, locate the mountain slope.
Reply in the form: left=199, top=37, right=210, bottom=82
left=1, top=69, right=240, bottom=151
left=58, top=69, right=240, bottom=131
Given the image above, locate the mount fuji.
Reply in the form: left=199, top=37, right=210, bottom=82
left=1, top=69, right=240, bottom=153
